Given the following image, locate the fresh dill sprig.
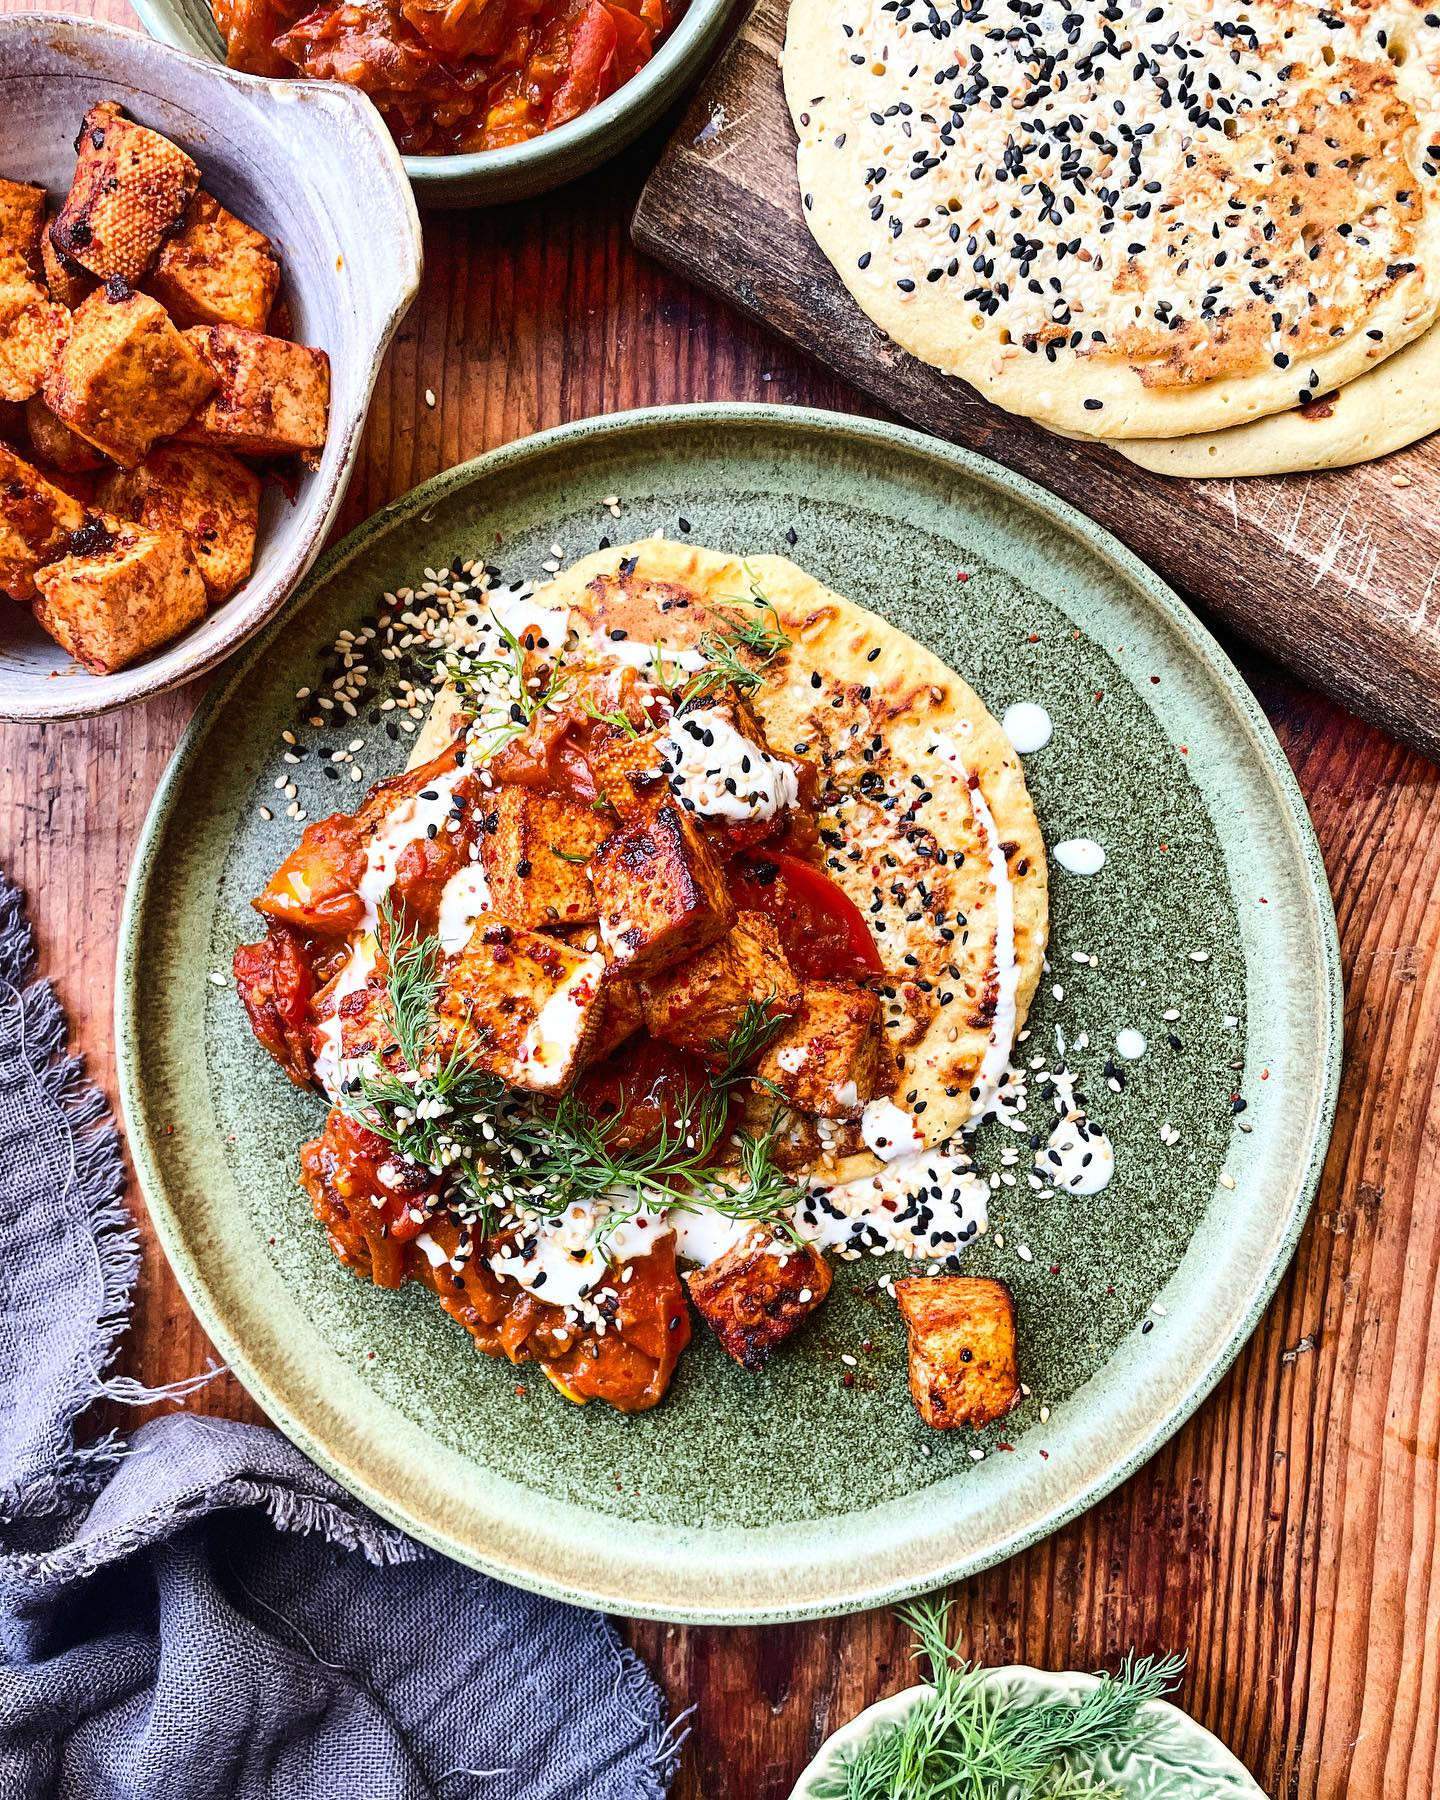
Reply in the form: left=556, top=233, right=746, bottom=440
left=820, top=1597, right=1185, bottom=1800
left=680, top=586, right=790, bottom=702
left=340, top=933, right=802, bottom=1246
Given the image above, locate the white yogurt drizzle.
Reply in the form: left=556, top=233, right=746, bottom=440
left=663, top=705, right=800, bottom=823
left=311, top=934, right=379, bottom=1102
left=861, top=1096, right=926, bottom=1161
left=490, top=1202, right=670, bottom=1311
left=1035, top=1071, right=1115, bottom=1196
left=932, top=735, right=1020, bottom=1122
left=1002, top=702, right=1053, bottom=755
left=436, top=863, right=492, bottom=954
left=356, top=769, right=468, bottom=930
left=799, top=1150, right=990, bottom=1261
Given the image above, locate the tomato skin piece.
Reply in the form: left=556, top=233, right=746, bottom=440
left=577, top=1036, right=719, bottom=1147
left=252, top=812, right=367, bottom=939
left=233, top=925, right=319, bottom=1087
left=731, top=851, right=884, bottom=982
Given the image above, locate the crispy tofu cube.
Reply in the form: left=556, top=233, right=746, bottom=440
left=479, top=786, right=608, bottom=928
left=179, top=324, right=329, bottom=462
left=591, top=728, right=669, bottom=819
left=25, top=394, right=104, bottom=472
left=0, top=444, right=87, bottom=601
left=41, top=227, right=96, bottom=309
left=640, top=911, right=800, bottom=1058
left=44, top=289, right=215, bottom=468
left=98, top=444, right=258, bottom=602
left=32, top=517, right=206, bottom=674
left=0, top=179, right=46, bottom=265
left=148, top=189, right=281, bottom=331
left=436, top=920, right=606, bottom=1095
left=590, top=976, right=646, bottom=1061
left=50, top=102, right=199, bottom=283
left=686, top=1227, right=832, bottom=1371
left=589, top=797, right=737, bottom=978
left=756, top=981, right=883, bottom=1119
left=894, top=1276, right=1022, bottom=1431
left=0, top=241, right=68, bottom=404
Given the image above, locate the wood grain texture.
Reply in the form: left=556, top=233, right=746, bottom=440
left=2, top=3, right=1438, bottom=1796
left=633, top=0, right=1440, bottom=767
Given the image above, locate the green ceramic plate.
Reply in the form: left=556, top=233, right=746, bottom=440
left=790, top=1672, right=1266, bottom=1797
left=117, top=404, right=1341, bottom=1624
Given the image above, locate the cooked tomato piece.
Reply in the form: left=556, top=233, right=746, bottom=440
left=730, top=850, right=884, bottom=981
left=576, top=1036, right=719, bottom=1151
left=252, top=812, right=366, bottom=939
left=234, top=925, right=318, bottom=1086
left=300, top=1105, right=441, bottom=1289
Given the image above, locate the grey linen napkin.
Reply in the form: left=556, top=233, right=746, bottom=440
left=0, top=872, right=683, bottom=1800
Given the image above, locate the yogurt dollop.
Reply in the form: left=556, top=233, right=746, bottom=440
left=1053, top=837, right=1106, bottom=877
left=1002, top=702, right=1053, bottom=754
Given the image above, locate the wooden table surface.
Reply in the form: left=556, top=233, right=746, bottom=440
left=3, top=6, right=1439, bottom=1796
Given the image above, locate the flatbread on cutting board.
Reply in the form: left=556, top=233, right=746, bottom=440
left=783, top=0, right=1440, bottom=441
left=1103, top=320, right=1440, bottom=478
left=416, top=542, right=1049, bottom=1167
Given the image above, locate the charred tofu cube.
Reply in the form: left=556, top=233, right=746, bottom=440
left=25, top=394, right=104, bottom=473
left=591, top=729, right=669, bottom=819
left=50, top=102, right=199, bottom=283
left=0, top=179, right=46, bottom=265
left=32, top=517, right=206, bottom=674
left=0, top=241, right=68, bottom=404
left=148, top=190, right=281, bottom=331
left=589, top=797, right=737, bottom=978
left=179, top=324, right=329, bottom=463
left=0, top=444, right=86, bottom=601
left=436, top=920, right=606, bottom=1095
left=894, top=1276, right=1022, bottom=1431
left=98, top=444, right=259, bottom=601
left=44, top=289, right=215, bottom=468
left=41, top=228, right=96, bottom=310
left=479, top=786, right=609, bottom=928
left=756, top=981, right=883, bottom=1119
left=590, top=975, right=646, bottom=1060
left=686, top=1227, right=832, bottom=1371
left=640, top=910, right=800, bottom=1058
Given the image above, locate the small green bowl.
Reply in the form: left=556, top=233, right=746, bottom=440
left=129, top=0, right=742, bottom=206
left=791, top=1672, right=1267, bottom=1799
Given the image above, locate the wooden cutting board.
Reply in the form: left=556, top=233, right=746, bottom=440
left=633, top=0, right=1440, bottom=765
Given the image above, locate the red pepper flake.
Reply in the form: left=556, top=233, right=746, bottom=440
left=1150, top=674, right=1161, bottom=684
left=842, top=1370, right=856, bottom=1389
left=997, top=1442, right=1015, bottom=1452
left=956, top=570, right=970, bottom=582
left=514, top=1383, right=528, bottom=1397
left=165, top=1124, right=175, bottom=1136
left=1039, top=1449, right=1049, bottom=1459
left=1258, top=896, right=1268, bottom=905
left=1159, top=841, right=1169, bottom=851
left=1261, top=1069, right=1270, bottom=1081
left=1049, top=1264, right=1061, bottom=1275
left=1026, top=632, right=1040, bottom=642
left=1178, top=745, right=1189, bottom=755
left=1094, top=689, right=1104, bottom=701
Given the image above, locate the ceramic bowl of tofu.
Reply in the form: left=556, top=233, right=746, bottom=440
left=0, top=13, right=422, bottom=721
left=129, top=0, right=741, bottom=207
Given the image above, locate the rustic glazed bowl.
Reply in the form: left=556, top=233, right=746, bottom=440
left=130, top=0, right=740, bottom=206
left=0, top=14, right=422, bottom=722
left=790, top=1671, right=1267, bottom=1797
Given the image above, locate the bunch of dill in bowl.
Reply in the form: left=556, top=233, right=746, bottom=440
left=795, top=1600, right=1260, bottom=1800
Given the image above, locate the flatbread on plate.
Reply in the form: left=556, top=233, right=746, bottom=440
left=417, top=542, right=1049, bottom=1171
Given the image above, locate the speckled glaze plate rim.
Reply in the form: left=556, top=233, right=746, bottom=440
left=788, top=1671, right=1267, bottom=1796
left=116, top=403, right=1342, bottom=1624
